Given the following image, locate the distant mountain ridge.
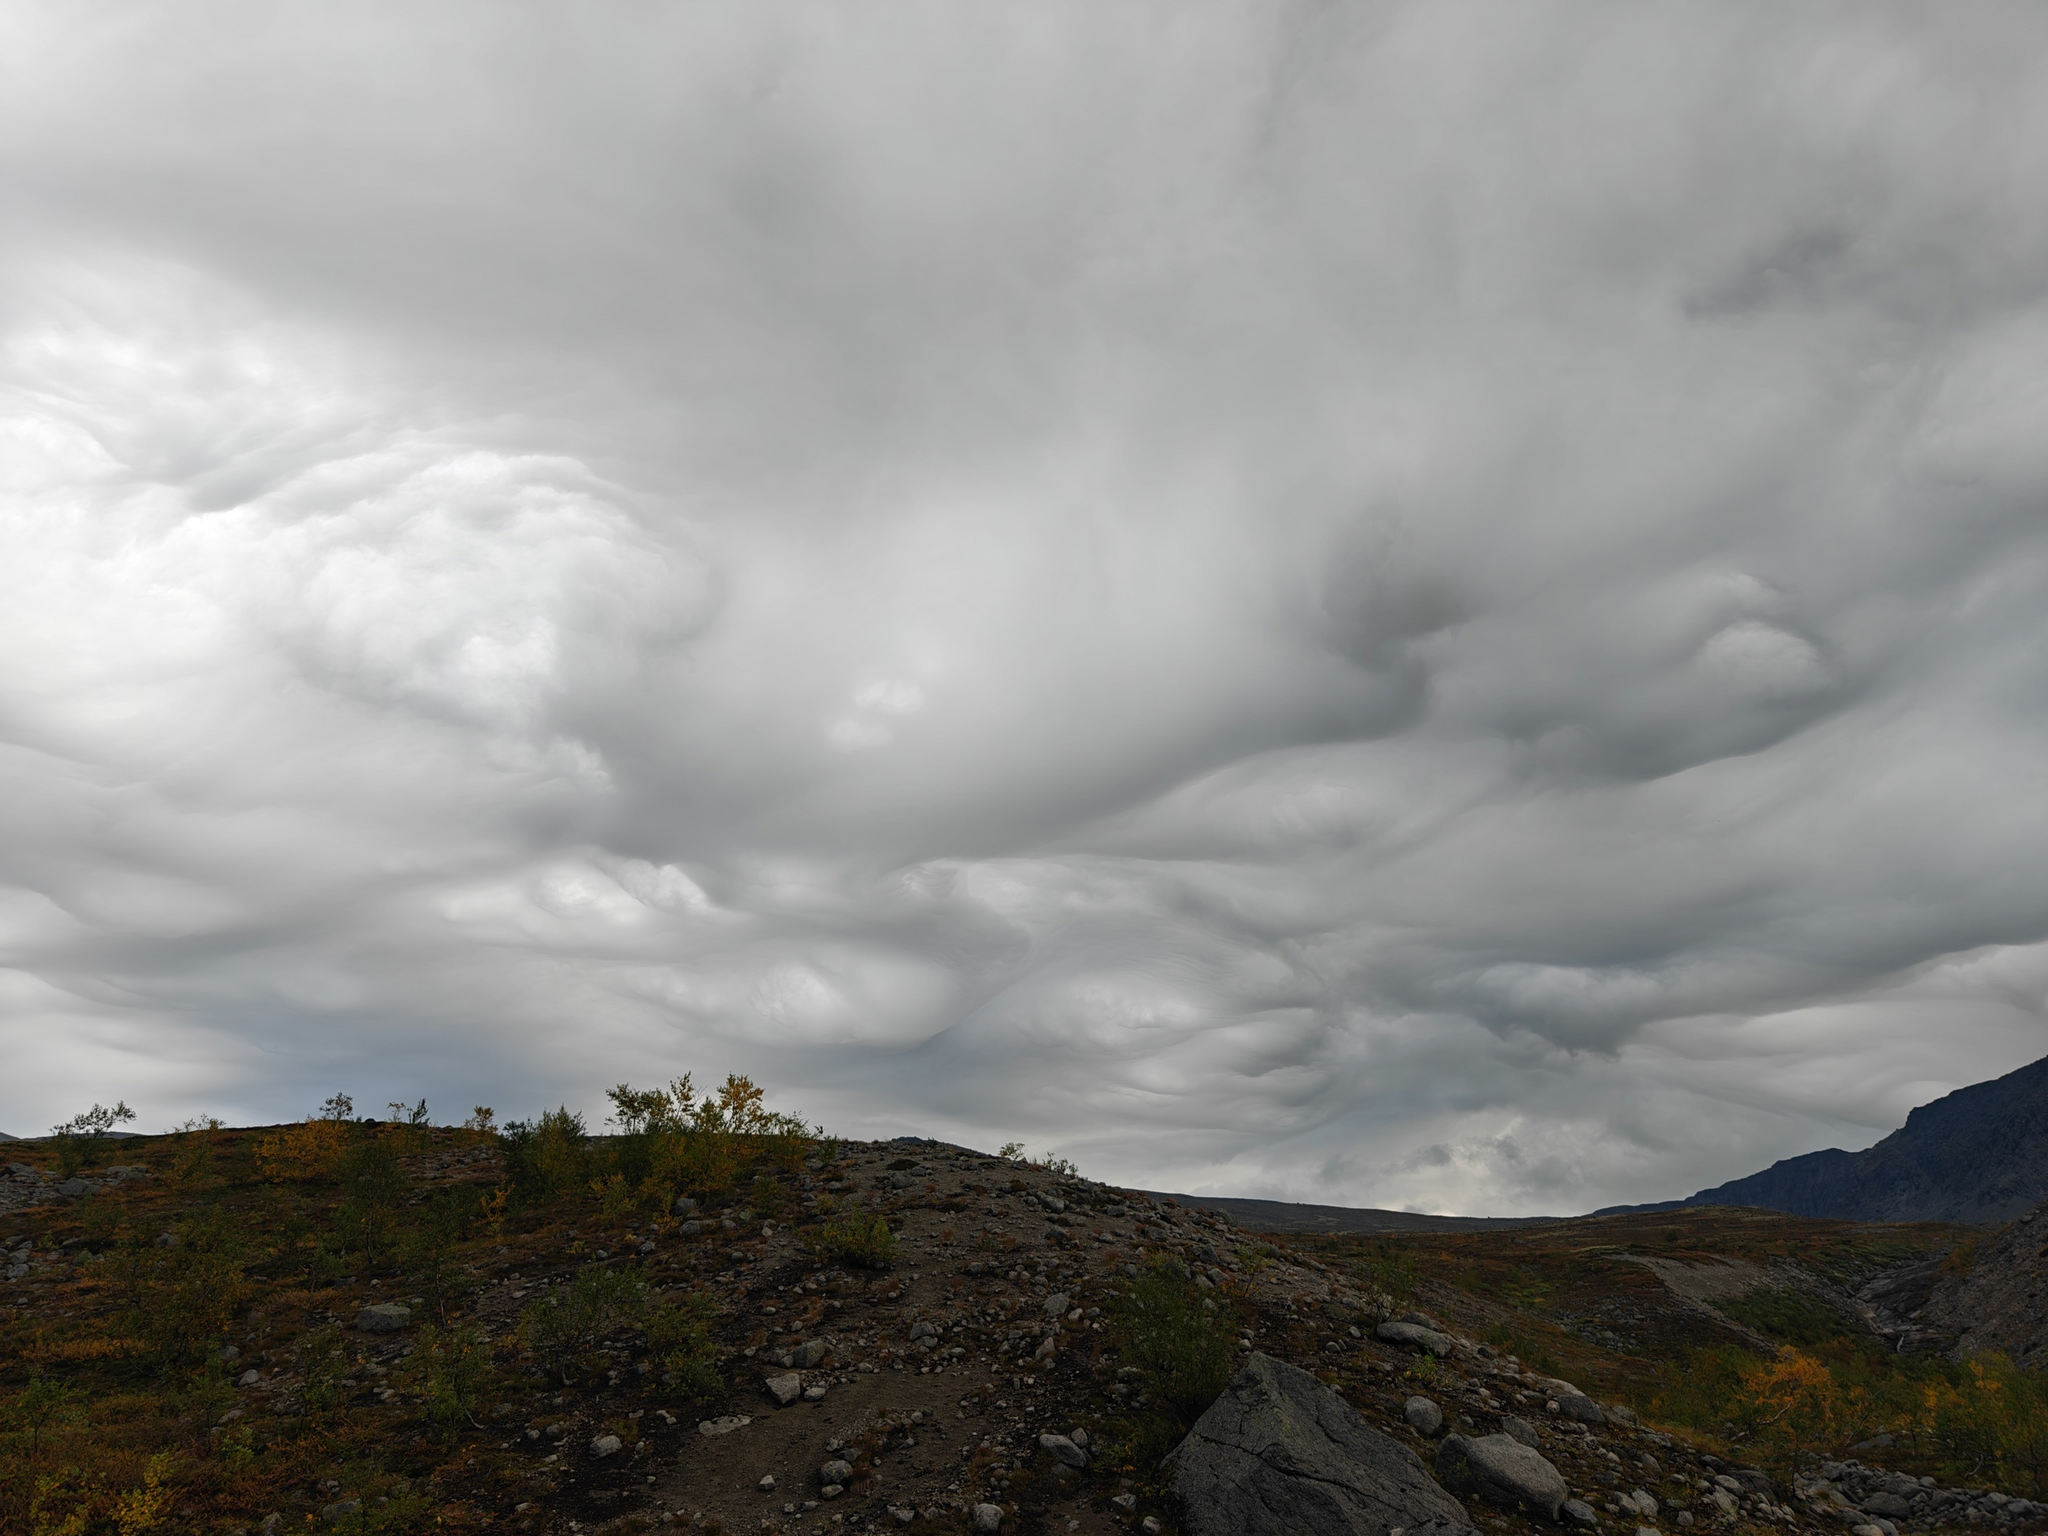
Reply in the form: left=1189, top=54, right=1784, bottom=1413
left=1600, top=1053, right=2048, bottom=1224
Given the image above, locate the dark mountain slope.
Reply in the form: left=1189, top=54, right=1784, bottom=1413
left=1605, top=1053, right=2048, bottom=1224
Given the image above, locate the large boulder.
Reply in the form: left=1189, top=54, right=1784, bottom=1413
left=1436, top=1434, right=1569, bottom=1520
left=1164, top=1353, right=1472, bottom=1536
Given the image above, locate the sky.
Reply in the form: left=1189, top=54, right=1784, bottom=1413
left=3, top=3, right=2048, bottom=1214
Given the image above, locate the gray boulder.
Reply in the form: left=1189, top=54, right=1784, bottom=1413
left=1500, top=1416, right=1543, bottom=1450
left=1555, top=1393, right=1607, bottom=1425
left=1405, top=1396, right=1444, bottom=1435
left=1376, top=1320, right=1453, bottom=1356
left=1436, top=1434, right=1569, bottom=1520
left=356, top=1304, right=412, bottom=1333
left=1039, top=1433, right=1088, bottom=1468
left=1163, top=1352, right=1472, bottom=1536
left=765, top=1372, right=803, bottom=1405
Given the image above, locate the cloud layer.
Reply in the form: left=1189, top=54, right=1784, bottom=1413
left=4, top=2, right=2048, bottom=1211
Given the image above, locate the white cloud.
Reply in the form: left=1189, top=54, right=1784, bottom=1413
left=1, top=4, right=2046, bottom=1210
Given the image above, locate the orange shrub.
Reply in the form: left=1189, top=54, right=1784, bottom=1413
left=255, top=1117, right=349, bottom=1182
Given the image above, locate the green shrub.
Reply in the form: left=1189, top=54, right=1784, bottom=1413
left=500, top=1107, right=589, bottom=1204
left=397, top=1188, right=480, bottom=1321
left=404, top=1322, right=494, bottom=1429
left=297, top=1326, right=352, bottom=1413
left=1108, top=1259, right=1239, bottom=1472
left=806, top=1203, right=897, bottom=1269
left=106, top=1206, right=251, bottom=1371
left=647, top=1291, right=722, bottom=1403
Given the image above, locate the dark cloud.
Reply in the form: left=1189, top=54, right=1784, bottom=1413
left=2, top=3, right=2046, bottom=1211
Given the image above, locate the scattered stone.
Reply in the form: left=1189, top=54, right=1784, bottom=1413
left=890, top=1508, right=915, bottom=1525
left=1039, top=1433, right=1088, bottom=1468
left=822, top=1460, right=854, bottom=1487
left=321, top=1501, right=360, bottom=1522
left=1111, top=1494, right=1138, bottom=1513
left=765, top=1372, right=803, bottom=1406
left=1625, top=1488, right=1658, bottom=1517
left=1404, top=1396, right=1443, bottom=1436
left=792, top=1337, right=828, bottom=1368
left=1436, top=1433, right=1569, bottom=1520
left=238, top=1369, right=261, bottom=1386
left=590, top=1434, right=622, bottom=1459
left=1163, top=1352, right=1472, bottom=1536
left=803, top=1384, right=829, bottom=1401
left=356, top=1304, right=412, bottom=1334
left=699, top=1416, right=751, bottom=1436
left=1375, top=1321, right=1452, bottom=1357
left=1042, top=1292, right=1070, bottom=1317
left=971, top=1504, right=1004, bottom=1533
left=1562, top=1499, right=1598, bottom=1526
left=759, top=1475, right=775, bottom=1491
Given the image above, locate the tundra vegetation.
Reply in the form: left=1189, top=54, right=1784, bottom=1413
left=3, top=1091, right=2048, bottom=1535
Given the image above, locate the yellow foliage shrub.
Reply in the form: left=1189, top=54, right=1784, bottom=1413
left=255, top=1117, right=349, bottom=1181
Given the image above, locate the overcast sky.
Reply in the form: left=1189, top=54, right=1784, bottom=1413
left=3, top=3, right=2047, bottom=1213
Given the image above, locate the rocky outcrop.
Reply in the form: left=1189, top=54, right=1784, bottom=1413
left=1164, top=1353, right=1472, bottom=1536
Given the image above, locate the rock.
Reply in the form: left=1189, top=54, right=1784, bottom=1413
left=1040, top=1433, right=1088, bottom=1468
left=890, top=1507, right=915, bottom=1525
left=803, top=1385, right=829, bottom=1401
left=1499, top=1416, right=1542, bottom=1450
left=1404, top=1396, right=1443, bottom=1435
left=1436, top=1433, right=1569, bottom=1520
left=356, top=1304, right=412, bottom=1333
left=821, top=1459, right=854, bottom=1486
left=1112, top=1494, right=1138, bottom=1512
left=1555, top=1394, right=1607, bottom=1425
left=673, top=1195, right=699, bottom=1216
left=1607, top=1403, right=1636, bottom=1424
left=321, top=1501, right=360, bottom=1521
left=1727, top=1467, right=1775, bottom=1499
left=971, top=1504, right=1004, bottom=1533
left=1375, top=1321, right=1452, bottom=1356
left=759, top=1475, right=776, bottom=1491
left=589, top=1434, right=622, bottom=1458
left=890, top=1172, right=914, bottom=1188
left=1626, top=1488, right=1658, bottom=1516
left=1071, top=1427, right=1089, bottom=1447
left=53, top=1177, right=94, bottom=1198
left=1562, top=1499, right=1598, bottom=1525
left=822, top=1484, right=844, bottom=1499
left=908, top=1321, right=936, bottom=1342
left=792, top=1338, right=829, bottom=1368
left=1043, top=1292, right=1070, bottom=1317
left=1141, top=1520, right=1163, bottom=1536
left=699, top=1415, right=751, bottom=1435
left=765, top=1372, right=803, bottom=1406
left=681, top=1220, right=703, bottom=1235
left=1162, top=1352, right=1472, bottom=1536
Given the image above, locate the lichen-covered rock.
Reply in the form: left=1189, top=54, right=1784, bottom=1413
left=1376, top=1320, right=1453, bottom=1356
left=1436, top=1433, right=1569, bottom=1520
left=356, top=1304, right=411, bottom=1333
left=1164, top=1353, right=1471, bottom=1536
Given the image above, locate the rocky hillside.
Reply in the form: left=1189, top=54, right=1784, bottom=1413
left=3, top=1111, right=2044, bottom=1536
left=1607, top=1053, right=2048, bottom=1224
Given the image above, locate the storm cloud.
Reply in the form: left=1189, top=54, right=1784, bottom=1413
left=4, top=2, right=2048, bottom=1212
